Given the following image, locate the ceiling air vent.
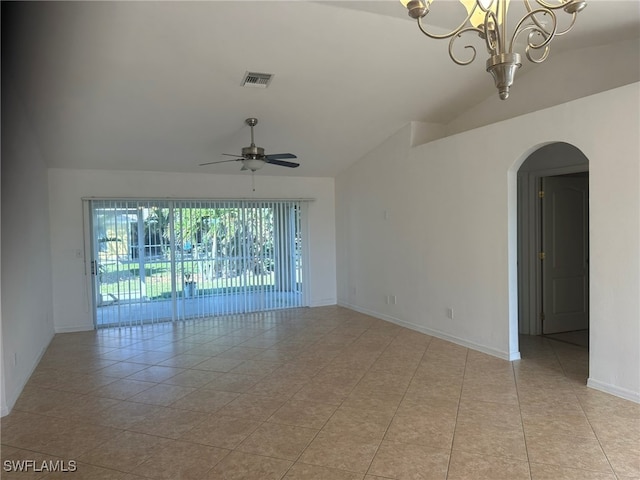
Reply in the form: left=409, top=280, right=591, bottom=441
left=241, top=71, right=273, bottom=89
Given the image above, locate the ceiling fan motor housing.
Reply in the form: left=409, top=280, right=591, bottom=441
left=242, top=145, right=265, bottom=159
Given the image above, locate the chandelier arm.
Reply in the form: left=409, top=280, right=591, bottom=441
left=508, top=8, right=558, bottom=55
left=524, top=1, right=555, bottom=38
left=526, top=45, right=551, bottom=63
left=525, top=31, right=551, bottom=62
left=483, top=10, right=501, bottom=56
left=416, top=10, right=478, bottom=40
left=448, top=28, right=481, bottom=66
left=550, top=12, right=577, bottom=36
left=519, top=22, right=557, bottom=50
left=530, top=0, right=580, bottom=35
left=532, top=0, right=576, bottom=10
left=524, top=5, right=575, bottom=38
left=498, top=0, right=509, bottom=53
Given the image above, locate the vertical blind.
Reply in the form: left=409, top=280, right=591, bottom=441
left=89, top=199, right=307, bottom=327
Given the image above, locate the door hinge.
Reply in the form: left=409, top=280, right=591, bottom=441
left=538, top=190, right=545, bottom=198
left=540, top=312, right=545, bottom=322
left=538, top=252, right=545, bottom=260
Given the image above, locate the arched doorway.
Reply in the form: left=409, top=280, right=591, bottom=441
left=517, top=142, right=589, bottom=346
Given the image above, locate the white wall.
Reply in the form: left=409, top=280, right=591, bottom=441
left=446, top=38, right=640, bottom=136
left=48, top=169, right=337, bottom=332
left=336, top=83, right=640, bottom=402
left=1, top=78, right=56, bottom=416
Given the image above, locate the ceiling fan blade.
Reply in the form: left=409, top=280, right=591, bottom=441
left=265, top=153, right=297, bottom=160
left=199, top=158, right=241, bottom=166
left=222, top=153, right=244, bottom=158
left=266, top=159, right=300, bottom=168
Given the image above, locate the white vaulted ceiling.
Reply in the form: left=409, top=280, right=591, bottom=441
left=2, top=1, right=639, bottom=177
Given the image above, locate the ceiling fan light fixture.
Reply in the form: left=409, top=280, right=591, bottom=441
left=400, top=0, right=586, bottom=99
left=243, top=159, right=265, bottom=171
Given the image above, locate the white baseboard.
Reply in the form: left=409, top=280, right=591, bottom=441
left=587, top=378, right=640, bottom=404
left=338, top=302, right=518, bottom=361
left=310, top=298, right=337, bottom=308
left=54, top=324, right=94, bottom=333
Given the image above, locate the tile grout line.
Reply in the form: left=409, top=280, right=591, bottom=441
left=566, top=338, right=620, bottom=479
left=443, top=347, right=469, bottom=480
left=512, top=355, right=534, bottom=480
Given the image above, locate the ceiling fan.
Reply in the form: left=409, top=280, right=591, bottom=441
left=200, top=118, right=299, bottom=172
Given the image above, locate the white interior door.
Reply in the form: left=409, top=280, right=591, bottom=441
left=541, top=174, right=589, bottom=334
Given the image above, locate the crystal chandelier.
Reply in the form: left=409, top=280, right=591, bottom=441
left=400, top=0, right=587, bottom=99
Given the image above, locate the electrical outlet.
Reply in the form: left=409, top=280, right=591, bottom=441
left=447, top=308, right=454, bottom=319
left=391, top=295, right=397, bottom=305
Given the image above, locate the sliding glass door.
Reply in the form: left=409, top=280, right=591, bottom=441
left=89, top=199, right=307, bottom=327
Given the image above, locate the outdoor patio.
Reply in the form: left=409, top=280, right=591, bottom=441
left=96, top=291, right=303, bottom=327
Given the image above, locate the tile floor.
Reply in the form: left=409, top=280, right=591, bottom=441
left=1, top=306, right=638, bottom=479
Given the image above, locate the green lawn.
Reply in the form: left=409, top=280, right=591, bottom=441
left=97, top=258, right=279, bottom=300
